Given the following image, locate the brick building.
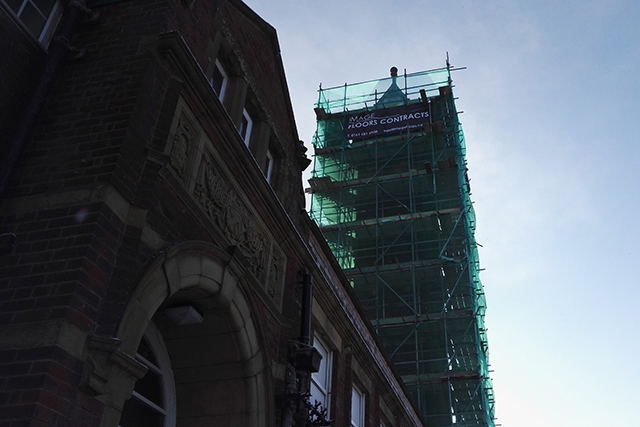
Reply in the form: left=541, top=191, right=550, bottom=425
left=0, top=1, right=424, bottom=426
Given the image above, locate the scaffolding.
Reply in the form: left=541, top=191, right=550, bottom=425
left=308, top=65, right=495, bottom=427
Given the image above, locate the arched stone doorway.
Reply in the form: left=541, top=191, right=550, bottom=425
left=104, top=242, right=270, bottom=427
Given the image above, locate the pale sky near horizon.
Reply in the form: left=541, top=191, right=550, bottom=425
left=243, top=1, right=640, bottom=426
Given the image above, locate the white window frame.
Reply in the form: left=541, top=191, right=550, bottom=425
left=1, top=0, right=63, bottom=46
left=119, top=322, right=176, bottom=427
left=239, top=108, right=253, bottom=146
left=351, top=384, right=365, bottom=427
left=265, top=149, right=274, bottom=183
left=209, top=59, right=228, bottom=101
left=310, top=335, right=332, bottom=415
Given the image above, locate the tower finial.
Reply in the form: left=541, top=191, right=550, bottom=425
left=390, top=67, right=398, bottom=77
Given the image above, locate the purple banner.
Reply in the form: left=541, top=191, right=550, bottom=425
left=344, top=104, right=430, bottom=139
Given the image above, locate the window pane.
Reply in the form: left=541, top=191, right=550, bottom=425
left=265, top=151, right=273, bottom=182
left=19, top=2, right=46, bottom=39
left=239, top=115, right=249, bottom=139
left=312, top=337, right=329, bottom=386
left=134, top=369, right=163, bottom=407
left=137, top=337, right=159, bottom=365
left=6, top=0, right=23, bottom=13
left=239, top=109, right=252, bottom=145
left=311, top=335, right=331, bottom=414
left=33, top=0, right=55, bottom=16
left=351, top=387, right=364, bottom=427
left=210, top=67, right=224, bottom=96
left=119, top=396, right=164, bottom=427
left=310, top=382, right=325, bottom=407
left=210, top=60, right=227, bottom=101
left=119, top=323, right=175, bottom=427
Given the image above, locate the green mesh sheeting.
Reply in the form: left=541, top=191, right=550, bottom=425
left=308, top=67, right=495, bottom=427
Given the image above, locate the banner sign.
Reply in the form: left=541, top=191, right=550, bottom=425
left=344, top=104, right=430, bottom=139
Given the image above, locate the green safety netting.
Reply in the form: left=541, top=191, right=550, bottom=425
left=308, top=67, right=495, bottom=427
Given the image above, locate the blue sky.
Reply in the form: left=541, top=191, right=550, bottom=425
left=244, top=1, right=640, bottom=425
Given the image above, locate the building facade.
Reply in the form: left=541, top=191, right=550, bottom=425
left=0, top=1, right=423, bottom=426
left=308, top=67, right=496, bottom=426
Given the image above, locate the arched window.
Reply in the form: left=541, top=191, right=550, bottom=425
left=119, top=323, right=176, bottom=427
left=0, top=0, right=63, bottom=46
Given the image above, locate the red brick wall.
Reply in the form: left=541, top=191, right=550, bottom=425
left=0, top=1, right=309, bottom=425
left=0, top=345, right=102, bottom=427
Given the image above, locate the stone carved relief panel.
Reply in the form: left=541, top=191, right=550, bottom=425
left=166, top=102, right=203, bottom=192
left=165, top=98, right=286, bottom=308
left=266, top=244, right=285, bottom=306
left=194, top=153, right=267, bottom=282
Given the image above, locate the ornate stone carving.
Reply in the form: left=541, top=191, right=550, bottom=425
left=194, top=157, right=267, bottom=281
left=194, top=158, right=233, bottom=224
left=241, top=220, right=266, bottom=278
left=169, top=115, right=196, bottom=177
left=267, top=246, right=284, bottom=303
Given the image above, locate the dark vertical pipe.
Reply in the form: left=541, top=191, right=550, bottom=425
left=292, top=271, right=313, bottom=427
left=300, top=272, right=312, bottom=346
left=0, top=0, right=88, bottom=196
